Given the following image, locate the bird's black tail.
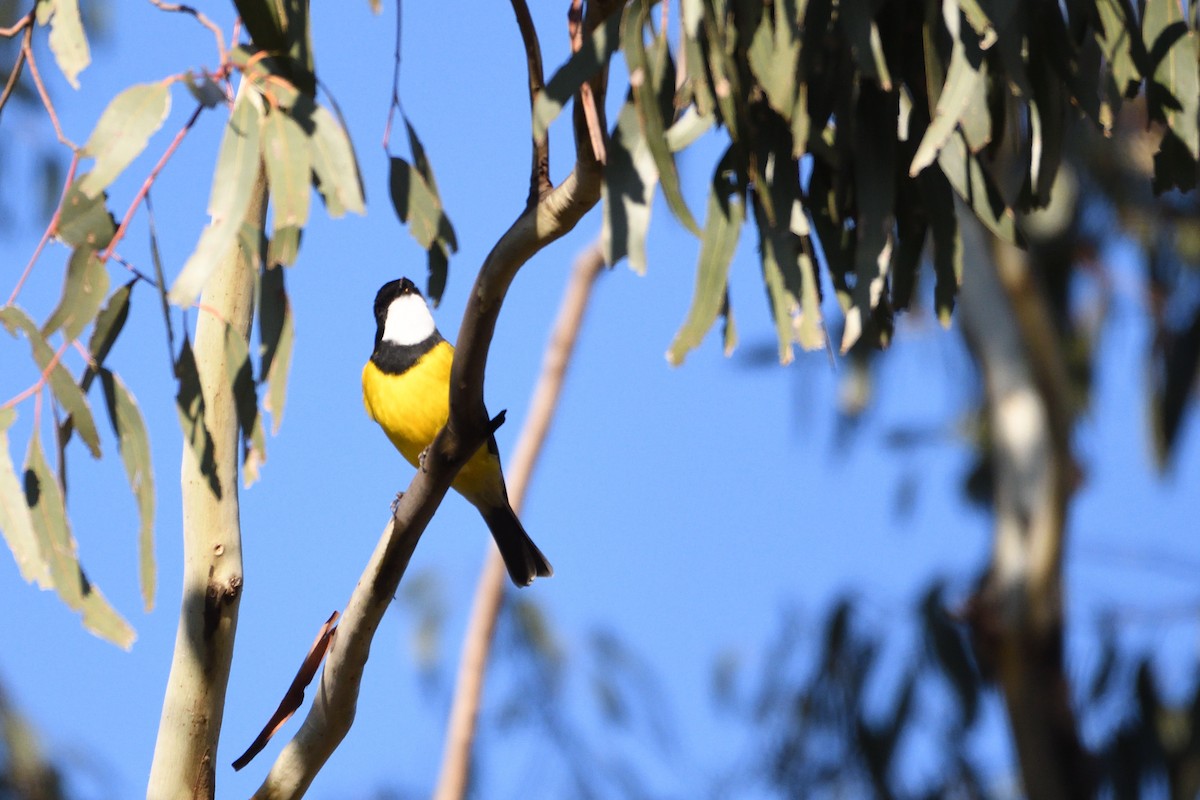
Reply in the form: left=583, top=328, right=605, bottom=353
left=482, top=503, right=553, bottom=587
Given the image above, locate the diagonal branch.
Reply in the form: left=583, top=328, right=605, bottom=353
left=252, top=4, right=617, bottom=798
left=509, top=0, right=551, bottom=205
left=433, top=241, right=606, bottom=800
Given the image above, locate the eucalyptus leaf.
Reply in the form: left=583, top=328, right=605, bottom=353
left=45, top=0, right=89, bottom=89
left=262, top=108, right=311, bottom=233
left=79, top=82, right=172, bottom=199
left=667, top=151, right=745, bottom=366
left=99, top=369, right=155, bottom=611
left=0, top=306, right=101, bottom=458
left=532, top=7, right=623, bottom=141
left=170, top=90, right=263, bottom=306
left=42, top=247, right=109, bottom=342
left=0, top=409, right=51, bottom=588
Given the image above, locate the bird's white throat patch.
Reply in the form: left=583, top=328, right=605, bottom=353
left=382, top=293, right=437, bottom=346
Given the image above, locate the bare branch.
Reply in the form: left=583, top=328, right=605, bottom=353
left=434, top=241, right=606, bottom=800
left=147, top=0, right=227, bottom=68
left=509, top=0, right=551, bottom=204
left=0, top=22, right=31, bottom=118
left=22, top=36, right=76, bottom=149
left=254, top=3, right=617, bottom=793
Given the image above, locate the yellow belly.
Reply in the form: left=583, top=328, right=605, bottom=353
left=362, top=343, right=504, bottom=504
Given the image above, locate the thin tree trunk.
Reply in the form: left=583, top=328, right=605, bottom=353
left=958, top=212, right=1093, bottom=799
left=147, top=168, right=265, bottom=800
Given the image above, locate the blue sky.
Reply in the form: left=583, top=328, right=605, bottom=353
left=3, top=2, right=1200, bottom=798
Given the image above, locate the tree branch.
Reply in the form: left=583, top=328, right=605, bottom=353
left=252, top=3, right=616, bottom=796
left=433, top=241, right=606, bottom=800
left=509, top=0, right=550, bottom=204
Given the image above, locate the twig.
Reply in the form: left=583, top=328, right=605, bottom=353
left=8, top=152, right=80, bottom=307
left=0, top=22, right=32, bottom=118
left=101, top=102, right=205, bottom=265
left=0, top=9, right=33, bottom=37
left=433, top=241, right=606, bottom=800
left=147, top=0, right=226, bottom=67
left=22, top=36, right=75, bottom=149
left=510, top=0, right=551, bottom=204
left=381, top=0, right=403, bottom=151
left=2, top=339, right=73, bottom=410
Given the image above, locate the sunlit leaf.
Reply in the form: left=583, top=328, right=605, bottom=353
left=0, top=408, right=51, bottom=588
left=747, top=0, right=800, bottom=119
left=1144, top=0, right=1200, bottom=192
left=99, top=369, right=155, bottom=611
left=910, top=14, right=985, bottom=177
left=532, top=7, right=623, bottom=141
left=303, top=100, right=365, bottom=218
left=41, top=246, right=109, bottom=342
left=0, top=306, right=101, bottom=458
left=79, top=82, right=172, bottom=199
left=262, top=107, right=311, bottom=235
left=170, top=90, right=263, bottom=306
left=42, top=0, right=90, bottom=89
left=667, top=151, right=745, bottom=365
left=624, top=5, right=700, bottom=236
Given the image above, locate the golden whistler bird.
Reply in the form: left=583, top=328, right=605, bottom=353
left=362, top=277, right=553, bottom=587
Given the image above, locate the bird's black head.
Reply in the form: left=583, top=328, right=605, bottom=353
left=373, top=277, right=421, bottom=329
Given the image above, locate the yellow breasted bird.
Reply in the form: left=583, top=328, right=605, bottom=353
left=362, top=278, right=553, bottom=587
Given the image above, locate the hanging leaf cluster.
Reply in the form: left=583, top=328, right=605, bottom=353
left=0, top=3, right=363, bottom=645
left=541, top=0, right=1199, bottom=364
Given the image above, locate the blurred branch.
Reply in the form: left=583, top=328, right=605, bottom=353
left=252, top=2, right=615, bottom=796
left=434, top=241, right=606, bottom=800
left=957, top=209, right=1092, bottom=800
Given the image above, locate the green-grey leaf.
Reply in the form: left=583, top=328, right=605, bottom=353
left=45, top=0, right=89, bottom=89
left=305, top=101, right=365, bottom=217
left=840, top=0, right=892, bottom=90
left=625, top=8, right=700, bottom=236
left=389, top=156, right=449, bottom=251
left=1144, top=0, right=1199, bottom=177
left=747, top=0, right=800, bottom=119
left=797, top=247, right=825, bottom=351
left=42, top=246, right=110, bottom=342
left=222, top=323, right=267, bottom=487
left=79, top=82, right=172, bottom=199
left=532, top=8, right=623, bottom=141
left=23, top=429, right=134, bottom=648
left=0, top=409, right=51, bottom=588
left=175, top=338, right=220, bottom=498
left=0, top=306, right=101, bottom=458
left=262, top=108, right=311, bottom=233
left=56, top=176, right=117, bottom=250
left=667, top=156, right=745, bottom=365
left=937, top=130, right=1015, bottom=242
left=665, top=107, right=714, bottom=153
left=603, top=97, right=658, bottom=274
left=910, top=14, right=984, bottom=177
left=844, top=88, right=897, bottom=353
left=266, top=225, right=301, bottom=268
left=170, top=90, right=263, bottom=306
left=258, top=266, right=294, bottom=434
left=427, top=241, right=449, bottom=307
left=99, top=369, right=155, bottom=611
left=87, top=280, right=133, bottom=375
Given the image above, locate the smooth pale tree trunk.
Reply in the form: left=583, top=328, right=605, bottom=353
left=958, top=210, right=1093, bottom=799
left=147, top=169, right=266, bottom=800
